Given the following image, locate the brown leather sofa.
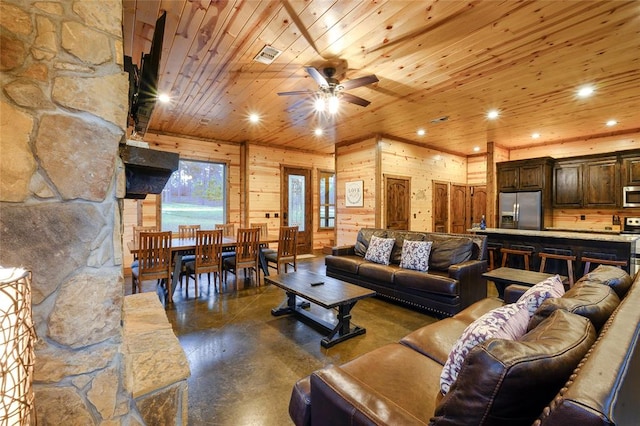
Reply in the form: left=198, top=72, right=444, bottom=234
left=325, top=228, right=488, bottom=317
left=289, top=265, right=639, bottom=425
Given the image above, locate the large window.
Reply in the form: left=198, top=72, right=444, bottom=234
left=161, top=159, right=226, bottom=232
left=319, top=171, right=335, bottom=229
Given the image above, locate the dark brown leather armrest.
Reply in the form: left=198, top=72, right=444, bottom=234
left=504, top=284, right=530, bottom=304
left=332, top=245, right=356, bottom=256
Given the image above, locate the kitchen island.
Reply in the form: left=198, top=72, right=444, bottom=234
left=472, top=228, right=639, bottom=281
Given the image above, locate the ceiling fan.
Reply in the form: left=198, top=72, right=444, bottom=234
left=277, top=66, right=378, bottom=111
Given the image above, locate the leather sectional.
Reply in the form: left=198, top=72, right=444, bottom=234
left=289, top=265, right=639, bottom=425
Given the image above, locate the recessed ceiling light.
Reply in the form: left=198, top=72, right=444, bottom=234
left=158, top=93, right=171, bottom=103
left=249, top=113, right=260, bottom=123
left=531, top=132, right=540, bottom=139
left=606, top=120, right=618, bottom=127
left=473, top=146, right=480, bottom=152
left=314, top=128, right=323, bottom=136
left=487, top=110, right=499, bottom=119
left=417, top=129, right=426, bottom=136
left=577, top=86, right=594, bottom=98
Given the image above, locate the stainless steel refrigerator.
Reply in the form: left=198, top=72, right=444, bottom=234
left=498, top=191, right=542, bottom=230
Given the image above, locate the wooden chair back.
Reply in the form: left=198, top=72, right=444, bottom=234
left=135, top=231, right=172, bottom=283
left=234, top=228, right=261, bottom=268
left=250, top=222, right=269, bottom=239
left=178, top=224, right=200, bottom=239
left=275, top=226, right=298, bottom=273
left=215, top=223, right=235, bottom=237
left=195, top=229, right=223, bottom=271
left=133, top=225, right=157, bottom=245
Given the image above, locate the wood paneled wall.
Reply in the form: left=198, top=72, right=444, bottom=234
left=335, top=138, right=379, bottom=245
left=507, top=133, right=639, bottom=160
left=379, top=138, right=468, bottom=232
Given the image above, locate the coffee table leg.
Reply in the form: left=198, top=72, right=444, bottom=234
left=271, top=292, right=297, bottom=316
left=321, top=301, right=366, bottom=348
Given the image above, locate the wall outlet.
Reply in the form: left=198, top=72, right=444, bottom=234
left=580, top=215, right=586, bottom=220
left=274, top=213, right=279, bottom=218
left=265, top=213, right=270, bottom=218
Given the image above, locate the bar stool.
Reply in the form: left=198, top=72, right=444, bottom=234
left=486, top=243, right=503, bottom=271
left=501, top=245, right=535, bottom=270
left=581, top=252, right=628, bottom=276
left=539, top=248, right=576, bottom=287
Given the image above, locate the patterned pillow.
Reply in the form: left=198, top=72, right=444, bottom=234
left=440, top=303, right=529, bottom=394
left=399, top=240, right=433, bottom=272
left=363, top=235, right=396, bottom=265
left=516, top=274, right=565, bottom=316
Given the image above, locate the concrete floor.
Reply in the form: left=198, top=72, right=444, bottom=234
left=130, top=255, right=439, bottom=425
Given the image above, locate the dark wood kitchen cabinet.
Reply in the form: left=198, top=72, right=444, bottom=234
left=553, top=157, right=619, bottom=208
left=621, top=154, right=640, bottom=186
left=497, top=157, right=553, bottom=192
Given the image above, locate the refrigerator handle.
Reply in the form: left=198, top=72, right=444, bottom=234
left=515, top=203, right=520, bottom=221
left=512, top=203, right=517, bottom=219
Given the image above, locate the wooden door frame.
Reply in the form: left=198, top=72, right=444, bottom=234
left=281, top=165, right=313, bottom=253
left=383, top=174, right=411, bottom=230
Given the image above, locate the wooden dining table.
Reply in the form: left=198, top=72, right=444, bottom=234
left=127, top=234, right=280, bottom=304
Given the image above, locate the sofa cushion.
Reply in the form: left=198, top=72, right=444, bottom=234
left=393, top=270, right=458, bottom=296
left=364, top=235, right=395, bottom=265
left=432, top=310, right=596, bottom=426
left=400, top=240, right=432, bottom=272
left=579, top=264, right=633, bottom=299
left=354, top=228, right=387, bottom=257
left=529, top=280, right=620, bottom=331
left=324, top=254, right=368, bottom=274
left=516, top=274, right=565, bottom=316
left=358, top=262, right=400, bottom=284
left=389, top=231, right=427, bottom=264
left=429, top=238, right=473, bottom=271
left=439, top=303, right=529, bottom=394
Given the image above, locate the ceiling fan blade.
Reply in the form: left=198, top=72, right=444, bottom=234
left=277, top=90, right=314, bottom=96
left=304, top=66, right=328, bottom=87
left=341, top=74, right=379, bottom=90
left=341, top=92, right=371, bottom=107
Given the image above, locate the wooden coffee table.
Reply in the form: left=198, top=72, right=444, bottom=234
left=266, top=271, right=376, bottom=348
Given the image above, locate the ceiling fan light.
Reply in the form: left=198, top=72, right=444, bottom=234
left=314, top=97, right=326, bottom=112
left=328, top=95, right=339, bottom=114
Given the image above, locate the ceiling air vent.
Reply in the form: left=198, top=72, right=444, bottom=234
left=254, top=45, right=282, bottom=65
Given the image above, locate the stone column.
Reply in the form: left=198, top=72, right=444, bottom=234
left=1, top=0, right=138, bottom=423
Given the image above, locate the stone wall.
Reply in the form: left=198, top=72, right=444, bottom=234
left=0, top=1, right=146, bottom=423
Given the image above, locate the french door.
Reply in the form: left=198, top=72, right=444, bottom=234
left=282, top=166, right=312, bottom=253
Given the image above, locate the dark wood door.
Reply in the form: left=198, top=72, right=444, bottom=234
left=470, top=185, right=487, bottom=228
left=282, top=167, right=312, bottom=253
left=385, top=176, right=410, bottom=230
left=433, top=182, right=448, bottom=233
left=450, top=184, right=467, bottom=233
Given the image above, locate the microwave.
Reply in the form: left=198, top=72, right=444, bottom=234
left=623, top=186, right=640, bottom=207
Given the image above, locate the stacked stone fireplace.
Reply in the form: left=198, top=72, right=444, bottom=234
left=1, top=1, right=188, bottom=424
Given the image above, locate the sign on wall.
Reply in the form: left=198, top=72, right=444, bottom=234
left=345, top=180, right=364, bottom=207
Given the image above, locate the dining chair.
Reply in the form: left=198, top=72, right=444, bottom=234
left=223, top=227, right=261, bottom=286
left=178, top=224, right=200, bottom=239
left=251, top=222, right=275, bottom=255
left=215, top=223, right=235, bottom=237
left=132, top=225, right=157, bottom=261
left=265, top=226, right=298, bottom=274
left=183, top=229, right=223, bottom=297
left=131, top=231, right=172, bottom=295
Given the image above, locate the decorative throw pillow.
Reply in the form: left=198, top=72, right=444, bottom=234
left=363, top=235, right=395, bottom=265
left=516, top=274, right=565, bottom=316
left=440, top=303, right=529, bottom=394
left=399, top=240, right=433, bottom=272
left=429, top=238, right=474, bottom=271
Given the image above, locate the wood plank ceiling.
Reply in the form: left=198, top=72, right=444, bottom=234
left=122, top=0, right=640, bottom=156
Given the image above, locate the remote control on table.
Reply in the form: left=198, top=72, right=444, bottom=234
left=310, top=281, right=324, bottom=286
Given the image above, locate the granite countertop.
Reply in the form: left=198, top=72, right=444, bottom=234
left=470, top=227, right=639, bottom=242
